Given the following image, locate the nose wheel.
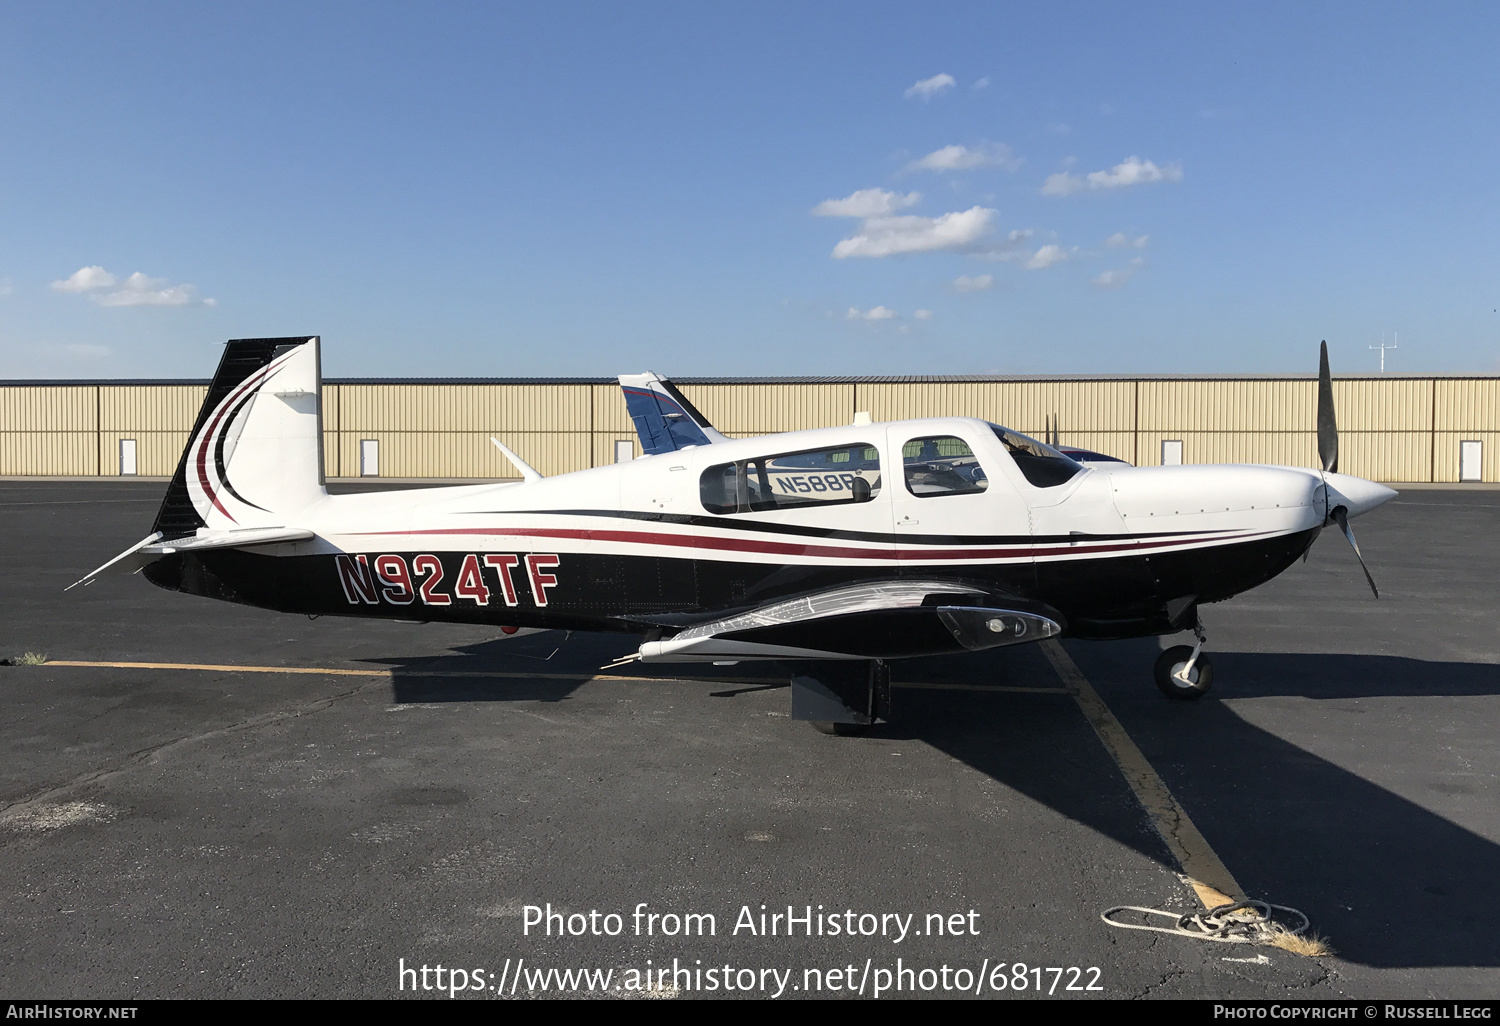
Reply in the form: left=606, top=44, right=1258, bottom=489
left=1154, top=624, right=1213, bottom=700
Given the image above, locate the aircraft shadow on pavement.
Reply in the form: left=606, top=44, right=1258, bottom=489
left=373, top=631, right=1499, bottom=969
left=1065, top=638, right=1500, bottom=970
left=374, top=629, right=781, bottom=705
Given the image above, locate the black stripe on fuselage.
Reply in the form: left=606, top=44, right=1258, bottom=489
left=462, top=507, right=1235, bottom=548
left=142, top=527, right=1318, bottom=644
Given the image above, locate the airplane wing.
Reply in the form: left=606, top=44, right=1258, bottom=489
left=67, top=527, right=314, bottom=590
left=617, top=371, right=730, bottom=455
left=635, top=580, right=1062, bottom=662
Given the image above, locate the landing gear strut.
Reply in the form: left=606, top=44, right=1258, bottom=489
left=1154, top=621, right=1213, bottom=700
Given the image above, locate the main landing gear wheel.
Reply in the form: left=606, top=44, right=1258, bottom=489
left=1154, top=646, right=1213, bottom=700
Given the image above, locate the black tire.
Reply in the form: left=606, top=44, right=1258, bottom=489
left=809, top=721, right=870, bottom=736
left=1154, top=646, right=1213, bottom=700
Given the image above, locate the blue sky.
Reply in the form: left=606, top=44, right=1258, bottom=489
left=2, top=2, right=1497, bottom=379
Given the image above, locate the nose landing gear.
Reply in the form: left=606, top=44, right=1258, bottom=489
left=1154, top=622, right=1213, bottom=700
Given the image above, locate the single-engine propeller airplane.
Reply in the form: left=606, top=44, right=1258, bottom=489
left=74, top=337, right=1394, bottom=731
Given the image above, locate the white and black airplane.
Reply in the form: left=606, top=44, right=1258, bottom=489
left=75, top=337, right=1394, bottom=730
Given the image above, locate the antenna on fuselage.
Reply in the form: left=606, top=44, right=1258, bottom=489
left=490, top=437, right=543, bottom=483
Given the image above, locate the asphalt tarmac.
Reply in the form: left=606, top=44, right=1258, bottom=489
left=1, top=480, right=1497, bottom=1000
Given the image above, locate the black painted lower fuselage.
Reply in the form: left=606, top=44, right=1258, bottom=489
left=143, top=526, right=1319, bottom=652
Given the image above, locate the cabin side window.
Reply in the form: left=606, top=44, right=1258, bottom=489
left=700, top=443, right=882, bottom=514
left=901, top=436, right=990, bottom=497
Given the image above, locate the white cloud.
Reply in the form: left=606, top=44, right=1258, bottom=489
left=1092, top=257, right=1146, bottom=289
left=913, top=309, right=933, bottom=320
left=1025, top=244, right=1069, bottom=270
left=1089, top=157, right=1181, bottom=189
left=906, top=142, right=1021, bottom=174
left=52, top=266, right=116, bottom=292
left=846, top=306, right=899, bottom=321
left=951, top=274, right=994, bottom=293
left=63, top=344, right=112, bottom=358
left=52, top=265, right=213, bottom=307
left=1106, top=232, right=1150, bottom=249
left=1043, top=156, right=1182, bottom=196
left=971, top=228, right=1035, bottom=262
left=96, top=273, right=196, bottom=307
left=832, top=206, right=997, bottom=259
left=812, top=188, right=921, bottom=218
left=972, top=77, right=990, bottom=90
left=1041, top=173, right=1085, bottom=197
left=0, top=277, right=11, bottom=296
left=904, top=73, right=955, bottom=100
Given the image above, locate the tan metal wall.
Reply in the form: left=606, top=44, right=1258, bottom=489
left=0, top=385, right=99, bottom=475
left=3, top=376, right=1498, bottom=482
left=851, top=380, right=1138, bottom=464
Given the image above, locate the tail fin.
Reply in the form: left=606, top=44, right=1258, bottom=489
left=617, top=371, right=728, bottom=455
left=153, top=336, right=327, bottom=538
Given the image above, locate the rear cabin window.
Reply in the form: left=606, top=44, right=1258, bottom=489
left=902, top=436, right=990, bottom=497
left=701, top=443, right=881, bottom=514
left=988, top=424, right=1084, bottom=488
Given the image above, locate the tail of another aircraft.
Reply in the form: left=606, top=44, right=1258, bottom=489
left=153, top=336, right=327, bottom=538
left=617, top=371, right=728, bottom=455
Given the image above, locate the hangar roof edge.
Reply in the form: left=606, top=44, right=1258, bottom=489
left=5, top=373, right=1500, bottom=386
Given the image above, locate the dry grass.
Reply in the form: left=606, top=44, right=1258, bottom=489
left=15, top=651, right=48, bottom=666
left=1266, top=930, right=1334, bottom=957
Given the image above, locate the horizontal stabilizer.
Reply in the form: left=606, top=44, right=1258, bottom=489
left=617, top=371, right=729, bottom=455
left=142, top=527, right=314, bottom=554
left=68, top=527, right=314, bottom=591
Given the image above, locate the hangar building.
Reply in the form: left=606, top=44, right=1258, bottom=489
left=1, top=374, right=1495, bottom=483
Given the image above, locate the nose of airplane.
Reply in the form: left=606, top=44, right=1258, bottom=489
left=1322, top=472, right=1398, bottom=519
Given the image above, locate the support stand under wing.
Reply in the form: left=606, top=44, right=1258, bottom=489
left=789, top=660, right=892, bottom=728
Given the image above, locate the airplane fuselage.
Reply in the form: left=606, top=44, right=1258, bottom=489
left=144, top=416, right=1362, bottom=652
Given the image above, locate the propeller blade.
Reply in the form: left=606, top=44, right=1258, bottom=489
left=1317, top=340, right=1339, bottom=473
left=1331, top=505, right=1378, bottom=598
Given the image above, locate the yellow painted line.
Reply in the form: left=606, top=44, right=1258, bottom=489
left=47, top=660, right=389, bottom=676
left=1041, top=639, right=1243, bottom=910
left=39, top=659, right=1068, bottom=694
left=40, top=659, right=781, bottom=685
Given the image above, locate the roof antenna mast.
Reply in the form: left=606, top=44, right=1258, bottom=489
left=1369, top=332, right=1397, bottom=373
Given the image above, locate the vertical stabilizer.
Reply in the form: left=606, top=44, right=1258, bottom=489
left=153, top=336, right=327, bottom=537
left=617, top=371, right=728, bottom=455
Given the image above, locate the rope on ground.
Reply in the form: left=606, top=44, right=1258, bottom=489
left=1102, top=900, right=1317, bottom=949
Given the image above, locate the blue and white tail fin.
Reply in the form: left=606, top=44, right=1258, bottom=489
left=154, top=336, right=328, bottom=537
left=617, top=371, right=728, bottom=455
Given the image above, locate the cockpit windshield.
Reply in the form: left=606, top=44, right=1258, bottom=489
left=987, top=424, right=1084, bottom=488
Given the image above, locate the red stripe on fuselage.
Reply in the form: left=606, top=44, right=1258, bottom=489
left=343, top=525, right=1271, bottom=562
